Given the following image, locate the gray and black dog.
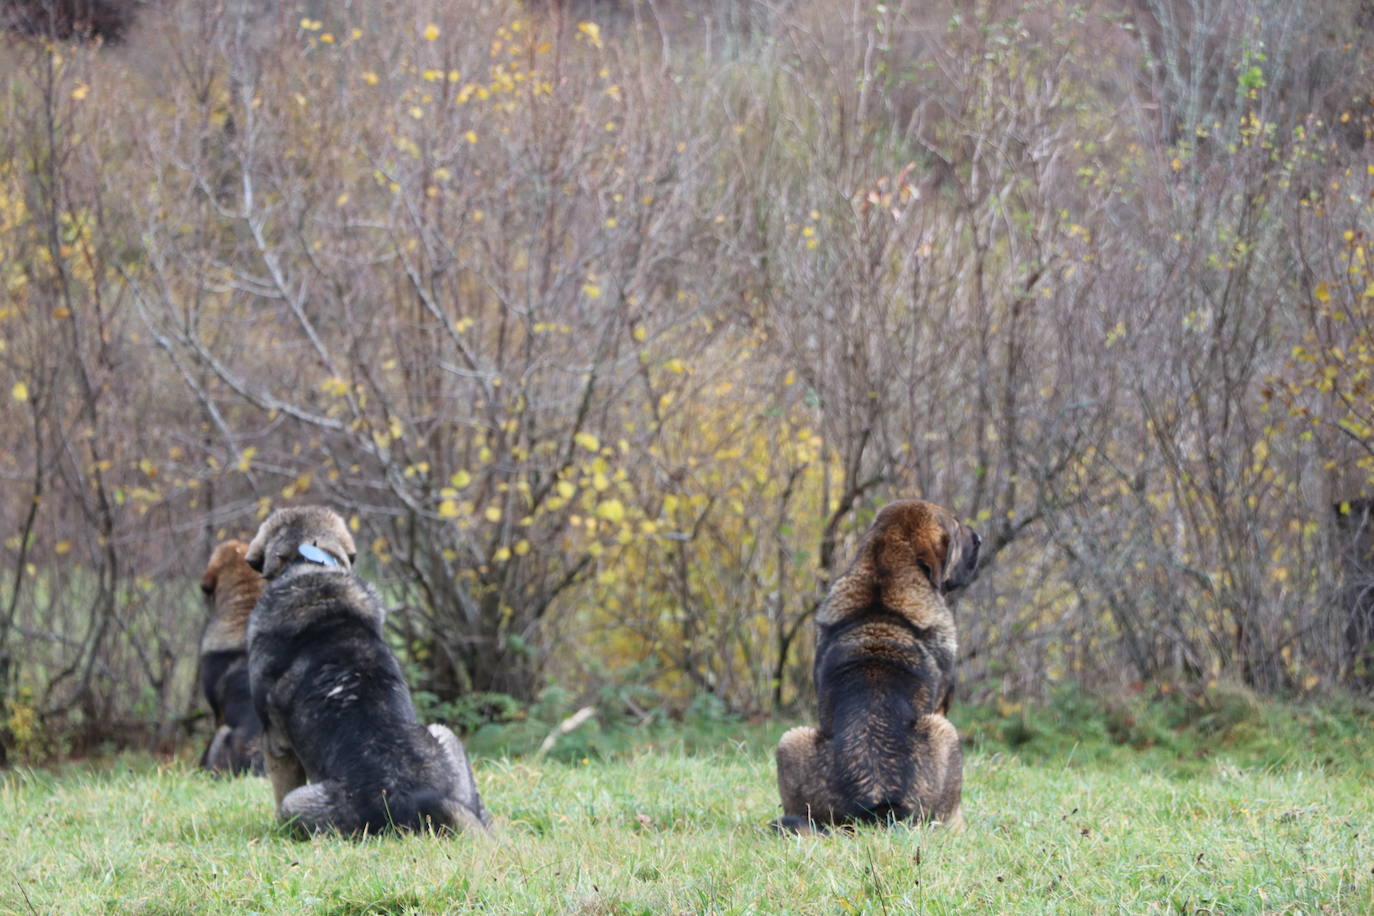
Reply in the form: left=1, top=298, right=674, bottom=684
left=245, top=506, right=490, bottom=835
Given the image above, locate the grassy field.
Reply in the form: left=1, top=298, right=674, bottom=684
left=3, top=693, right=1373, bottom=915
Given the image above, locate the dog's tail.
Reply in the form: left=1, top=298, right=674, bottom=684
left=845, top=800, right=914, bottom=824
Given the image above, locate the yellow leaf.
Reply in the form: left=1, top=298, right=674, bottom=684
left=1314, top=281, right=1331, bottom=303
left=485, top=506, right=502, bottom=523
left=55, top=540, right=71, bottom=555
left=319, top=376, right=350, bottom=396
left=493, top=546, right=511, bottom=562
left=236, top=447, right=257, bottom=472
left=11, top=381, right=28, bottom=402
left=596, top=499, right=625, bottom=523
left=574, top=432, right=600, bottom=452
left=362, top=71, right=379, bottom=85
left=577, top=21, right=602, bottom=48
left=451, top=470, right=472, bottom=488
left=70, top=82, right=89, bottom=101
left=423, top=23, right=440, bottom=41
left=514, top=539, right=530, bottom=556
left=438, top=499, right=460, bottom=519
left=557, top=480, right=576, bottom=499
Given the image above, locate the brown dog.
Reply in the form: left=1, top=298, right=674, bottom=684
left=198, top=539, right=266, bottom=775
left=775, top=500, right=981, bottom=832
left=245, top=506, right=489, bottom=835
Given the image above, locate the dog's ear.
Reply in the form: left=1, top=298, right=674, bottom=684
left=259, top=549, right=290, bottom=578
left=244, top=528, right=269, bottom=575
left=911, top=527, right=948, bottom=592
left=314, top=535, right=354, bottom=571
left=200, top=564, right=218, bottom=596
left=902, top=505, right=981, bottom=594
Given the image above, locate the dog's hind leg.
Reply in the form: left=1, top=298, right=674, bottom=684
left=428, top=723, right=491, bottom=830
left=773, top=726, right=840, bottom=833
left=909, top=713, right=964, bottom=828
left=280, top=781, right=346, bottom=835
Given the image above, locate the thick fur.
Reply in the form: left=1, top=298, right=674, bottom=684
left=198, top=539, right=266, bottom=775
left=246, top=506, right=489, bottom=836
left=775, top=500, right=981, bottom=833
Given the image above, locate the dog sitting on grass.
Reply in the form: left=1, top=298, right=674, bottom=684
left=774, top=499, right=981, bottom=833
left=245, top=505, right=490, bottom=835
left=198, top=539, right=266, bottom=776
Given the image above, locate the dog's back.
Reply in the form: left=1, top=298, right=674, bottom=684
left=818, top=608, right=955, bottom=822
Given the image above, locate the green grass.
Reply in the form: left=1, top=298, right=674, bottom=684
left=3, top=691, right=1374, bottom=914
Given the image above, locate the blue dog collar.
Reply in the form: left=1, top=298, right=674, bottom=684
left=298, top=543, right=341, bottom=567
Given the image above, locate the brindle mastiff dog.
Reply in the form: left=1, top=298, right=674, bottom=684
left=775, top=499, right=981, bottom=832
left=198, top=539, right=266, bottom=775
left=245, top=506, right=490, bottom=835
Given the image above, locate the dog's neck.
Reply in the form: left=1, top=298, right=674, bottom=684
left=272, top=543, right=350, bottom=580
left=834, top=556, right=955, bottom=634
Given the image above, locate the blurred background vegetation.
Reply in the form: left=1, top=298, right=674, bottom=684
left=3, top=0, right=1374, bottom=761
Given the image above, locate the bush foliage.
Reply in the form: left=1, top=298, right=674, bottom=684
left=3, top=0, right=1374, bottom=755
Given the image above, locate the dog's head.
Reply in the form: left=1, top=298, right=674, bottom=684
left=870, top=500, right=982, bottom=595
left=244, top=506, right=357, bottom=580
left=201, top=539, right=252, bottom=598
